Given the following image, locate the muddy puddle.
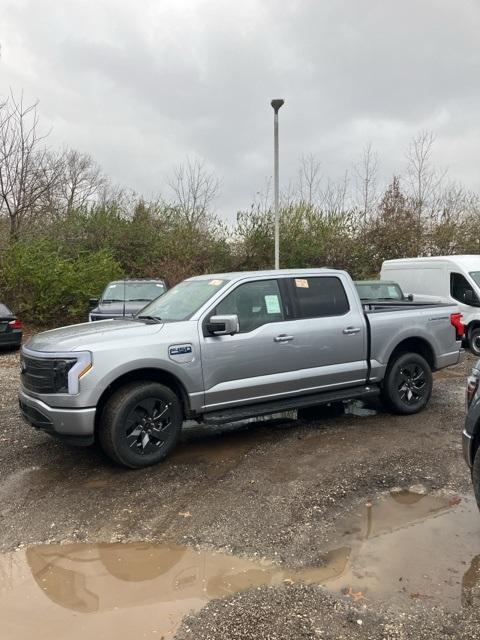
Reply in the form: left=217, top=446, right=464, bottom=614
left=2, top=490, right=480, bottom=639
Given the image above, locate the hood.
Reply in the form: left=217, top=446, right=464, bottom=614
left=91, top=301, right=149, bottom=317
left=25, top=319, right=164, bottom=352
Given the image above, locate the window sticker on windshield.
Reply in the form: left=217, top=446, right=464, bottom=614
left=295, top=278, right=309, bottom=288
left=209, top=279, right=224, bottom=286
left=108, top=284, right=117, bottom=289
left=265, top=294, right=281, bottom=314
left=156, top=283, right=163, bottom=287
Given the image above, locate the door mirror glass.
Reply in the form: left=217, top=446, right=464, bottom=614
left=407, top=293, right=414, bottom=301
left=207, top=315, right=239, bottom=336
left=89, top=298, right=99, bottom=309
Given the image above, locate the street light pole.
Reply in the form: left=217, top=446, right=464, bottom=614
left=271, top=98, right=284, bottom=269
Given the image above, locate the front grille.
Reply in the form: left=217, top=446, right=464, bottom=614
left=20, top=354, right=76, bottom=394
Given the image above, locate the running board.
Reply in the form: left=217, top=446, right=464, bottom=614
left=202, top=384, right=379, bottom=426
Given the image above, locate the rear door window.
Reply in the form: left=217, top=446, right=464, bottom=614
left=289, top=277, right=350, bottom=318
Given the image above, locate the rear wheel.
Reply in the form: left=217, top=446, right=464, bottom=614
left=381, top=352, right=432, bottom=415
left=99, top=381, right=183, bottom=468
left=469, top=327, right=480, bottom=357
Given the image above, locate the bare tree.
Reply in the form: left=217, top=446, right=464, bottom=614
left=0, top=92, right=62, bottom=238
left=296, top=153, right=322, bottom=205
left=167, top=156, right=219, bottom=227
left=405, top=130, right=447, bottom=220
left=354, top=142, right=378, bottom=218
left=321, top=171, right=350, bottom=214
left=55, top=149, right=106, bottom=215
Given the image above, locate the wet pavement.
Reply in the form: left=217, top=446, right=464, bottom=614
left=1, top=349, right=480, bottom=639
left=2, top=489, right=480, bottom=639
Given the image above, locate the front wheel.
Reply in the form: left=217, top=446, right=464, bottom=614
left=381, top=352, right=432, bottom=415
left=99, top=381, right=183, bottom=468
left=469, top=327, right=480, bottom=357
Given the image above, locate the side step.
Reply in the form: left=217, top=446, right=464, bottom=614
left=203, top=384, right=379, bottom=426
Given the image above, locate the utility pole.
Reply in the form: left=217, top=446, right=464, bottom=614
left=271, top=99, right=284, bottom=269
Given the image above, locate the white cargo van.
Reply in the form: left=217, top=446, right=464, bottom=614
left=381, top=255, right=480, bottom=355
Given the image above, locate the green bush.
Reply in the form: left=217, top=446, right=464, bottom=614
left=0, top=239, right=122, bottom=325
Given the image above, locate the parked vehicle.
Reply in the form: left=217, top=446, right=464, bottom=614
left=89, top=279, right=167, bottom=321
left=463, top=359, right=480, bottom=506
left=381, top=256, right=480, bottom=356
left=19, top=269, right=464, bottom=468
left=0, top=302, right=22, bottom=350
left=355, top=280, right=412, bottom=302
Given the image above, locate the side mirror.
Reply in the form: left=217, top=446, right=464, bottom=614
left=89, top=298, right=99, bottom=309
left=207, top=314, right=239, bottom=336
left=407, top=293, right=414, bottom=302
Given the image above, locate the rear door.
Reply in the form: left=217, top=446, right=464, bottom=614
left=284, top=275, right=368, bottom=390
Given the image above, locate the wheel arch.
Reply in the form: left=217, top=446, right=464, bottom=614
left=386, top=337, right=435, bottom=372
left=94, top=368, right=191, bottom=438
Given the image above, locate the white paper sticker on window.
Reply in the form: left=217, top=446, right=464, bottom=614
left=295, top=278, right=309, bottom=288
left=209, top=279, right=224, bottom=286
left=265, top=295, right=281, bottom=314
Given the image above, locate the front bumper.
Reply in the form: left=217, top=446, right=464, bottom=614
left=19, top=389, right=95, bottom=445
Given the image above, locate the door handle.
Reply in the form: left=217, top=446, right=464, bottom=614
left=274, top=334, right=294, bottom=343
left=343, top=327, right=361, bottom=335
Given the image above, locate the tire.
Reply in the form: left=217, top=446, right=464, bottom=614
left=99, top=381, right=183, bottom=469
left=381, top=352, right=432, bottom=415
left=472, top=446, right=480, bottom=510
left=469, top=327, right=480, bottom=357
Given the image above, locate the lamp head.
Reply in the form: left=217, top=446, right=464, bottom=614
left=270, top=99, right=285, bottom=113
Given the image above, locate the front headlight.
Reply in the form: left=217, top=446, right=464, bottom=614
left=52, top=358, right=77, bottom=393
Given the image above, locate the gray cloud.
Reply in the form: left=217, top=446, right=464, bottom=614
left=1, top=0, right=479, bottom=219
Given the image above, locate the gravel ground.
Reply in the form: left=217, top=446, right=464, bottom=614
left=1, top=347, right=480, bottom=638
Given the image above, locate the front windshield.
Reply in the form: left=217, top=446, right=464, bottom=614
left=470, top=272, right=480, bottom=288
left=137, top=278, right=228, bottom=321
left=102, top=281, right=166, bottom=303
left=356, top=283, right=403, bottom=301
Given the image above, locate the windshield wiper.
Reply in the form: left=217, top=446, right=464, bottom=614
left=129, top=298, right=152, bottom=302
left=137, top=315, right=162, bottom=323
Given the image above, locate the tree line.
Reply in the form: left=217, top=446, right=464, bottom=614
left=1, top=92, right=479, bottom=325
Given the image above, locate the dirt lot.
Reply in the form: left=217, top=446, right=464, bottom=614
left=1, top=348, right=480, bottom=639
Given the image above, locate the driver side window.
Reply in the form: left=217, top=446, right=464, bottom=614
left=450, top=272, right=479, bottom=305
left=214, top=280, right=284, bottom=333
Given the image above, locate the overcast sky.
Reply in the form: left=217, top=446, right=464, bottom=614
left=1, top=0, right=480, bottom=220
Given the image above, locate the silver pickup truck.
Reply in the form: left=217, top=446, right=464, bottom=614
left=19, top=269, right=465, bottom=468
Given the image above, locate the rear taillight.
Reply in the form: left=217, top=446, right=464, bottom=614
left=8, top=319, right=22, bottom=330
left=450, top=313, right=465, bottom=339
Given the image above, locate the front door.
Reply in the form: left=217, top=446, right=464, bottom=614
left=200, top=278, right=299, bottom=409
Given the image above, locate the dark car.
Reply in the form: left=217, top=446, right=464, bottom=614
left=89, top=279, right=168, bottom=321
left=0, top=302, right=22, bottom=349
left=463, top=360, right=480, bottom=505
left=354, top=280, right=413, bottom=302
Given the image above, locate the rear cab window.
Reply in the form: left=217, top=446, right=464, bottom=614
left=289, top=276, right=350, bottom=318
